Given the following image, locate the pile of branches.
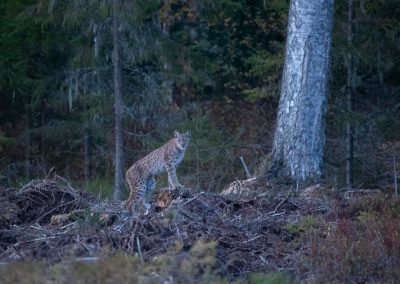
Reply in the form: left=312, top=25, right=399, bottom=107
left=0, top=177, right=331, bottom=279
left=109, top=192, right=301, bottom=276
left=104, top=181, right=329, bottom=277
left=15, top=177, right=93, bottom=224
left=0, top=177, right=95, bottom=261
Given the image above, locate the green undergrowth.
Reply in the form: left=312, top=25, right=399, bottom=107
left=281, top=215, right=322, bottom=239
left=301, top=194, right=400, bottom=283
left=237, top=271, right=294, bottom=284
left=81, top=177, right=115, bottom=199
left=0, top=240, right=294, bottom=284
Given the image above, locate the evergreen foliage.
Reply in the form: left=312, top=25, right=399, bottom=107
left=0, top=0, right=399, bottom=190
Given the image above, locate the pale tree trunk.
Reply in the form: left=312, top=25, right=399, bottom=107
left=345, top=0, right=354, bottom=190
left=113, top=0, right=124, bottom=200
left=267, top=0, right=335, bottom=182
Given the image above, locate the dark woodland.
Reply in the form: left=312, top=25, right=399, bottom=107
left=0, top=0, right=399, bottom=283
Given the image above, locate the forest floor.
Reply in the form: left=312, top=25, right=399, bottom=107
left=0, top=176, right=399, bottom=283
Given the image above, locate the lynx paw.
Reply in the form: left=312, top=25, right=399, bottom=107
left=173, top=183, right=184, bottom=190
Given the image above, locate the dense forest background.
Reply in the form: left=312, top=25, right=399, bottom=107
left=1, top=1, right=400, bottom=283
left=1, top=0, right=399, bottom=196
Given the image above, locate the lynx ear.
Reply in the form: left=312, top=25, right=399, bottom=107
left=186, top=130, right=191, bottom=137
left=174, top=130, right=180, bottom=138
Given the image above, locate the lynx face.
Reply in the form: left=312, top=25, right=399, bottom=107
left=174, top=130, right=191, bottom=150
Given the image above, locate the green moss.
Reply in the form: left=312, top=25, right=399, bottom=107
left=282, top=223, right=303, bottom=235
left=357, top=211, right=375, bottom=225
left=301, top=216, right=320, bottom=230
left=282, top=216, right=321, bottom=239
left=238, top=271, right=294, bottom=284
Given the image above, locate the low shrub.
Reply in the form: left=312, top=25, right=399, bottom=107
left=0, top=240, right=224, bottom=284
left=303, top=196, right=400, bottom=283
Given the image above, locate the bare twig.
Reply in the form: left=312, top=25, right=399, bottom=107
left=239, top=156, right=251, bottom=179
left=13, top=235, right=65, bottom=247
left=60, top=221, right=78, bottom=230
left=241, top=235, right=263, bottom=244
left=35, top=199, right=78, bottom=223
left=172, top=191, right=205, bottom=208
left=271, top=189, right=292, bottom=214
left=45, top=167, right=56, bottom=180
left=136, top=236, right=144, bottom=264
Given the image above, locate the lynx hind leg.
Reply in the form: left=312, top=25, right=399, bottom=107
left=126, top=176, right=146, bottom=213
left=125, top=177, right=133, bottom=212
left=126, top=180, right=139, bottom=214
left=127, top=181, right=149, bottom=214
left=126, top=190, right=135, bottom=214
left=126, top=185, right=147, bottom=214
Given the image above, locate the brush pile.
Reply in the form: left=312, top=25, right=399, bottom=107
left=0, top=176, right=331, bottom=278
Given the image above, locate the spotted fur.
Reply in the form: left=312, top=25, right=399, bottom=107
left=125, top=130, right=191, bottom=213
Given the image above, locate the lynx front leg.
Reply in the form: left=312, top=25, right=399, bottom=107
left=166, top=165, right=183, bottom=189
left=139, top=176, right=156, bottom=214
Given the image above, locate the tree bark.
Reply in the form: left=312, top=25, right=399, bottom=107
left=267, top=0, right=335, bottom=182
left=345, top=0, right=354, bottom=190
left=113, top=0, right=124, bottom=200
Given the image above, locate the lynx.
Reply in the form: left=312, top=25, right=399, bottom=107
left=125, top=130, right=191, bottom=213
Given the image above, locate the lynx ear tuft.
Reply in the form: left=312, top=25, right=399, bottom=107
left=174, top=130, right=180, bottom=138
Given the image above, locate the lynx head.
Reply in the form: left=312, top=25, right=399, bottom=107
left=174, top=130, right=191, bottom=150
